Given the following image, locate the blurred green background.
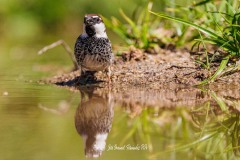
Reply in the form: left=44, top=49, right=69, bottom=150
left=0, top=0, right=195, bottom=46
left=0, top=0, right=166, bottom=74
left=0, top=0, right=155, bottom=44
left=0, top=0, right=178, bottom=78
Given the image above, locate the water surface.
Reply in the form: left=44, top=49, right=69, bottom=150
left=0, top=46, right=240, bottom=160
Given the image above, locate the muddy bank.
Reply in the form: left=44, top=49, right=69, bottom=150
left=40, top=48, right=240, bottom=109
left=45, top=47, right=240, bottom=89
left=46, top=48, right=207, bottom=88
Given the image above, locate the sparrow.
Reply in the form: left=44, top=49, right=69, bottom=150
left=75, top=87, right=114, bottom=158
left=74, top=14, right=114, bottom=82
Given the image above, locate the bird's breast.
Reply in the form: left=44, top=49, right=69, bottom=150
left=82, top=54, right=111, bottom=71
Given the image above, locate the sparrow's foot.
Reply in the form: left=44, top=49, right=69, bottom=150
left=78, top=71, right=98, bottom=85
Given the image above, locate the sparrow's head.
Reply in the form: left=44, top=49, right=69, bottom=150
left=83, top=14, right=107, bottom=38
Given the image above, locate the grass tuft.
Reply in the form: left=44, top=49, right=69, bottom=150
left=150, top=0, right=240, bottom=84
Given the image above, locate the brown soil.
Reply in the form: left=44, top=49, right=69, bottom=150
left=45, top=47, right=240, bottom=88
left=46, top=47, right=209, bottom=87
left=41, top=47, right=240, bottom=109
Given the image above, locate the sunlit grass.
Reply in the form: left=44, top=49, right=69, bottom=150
left=150, top=0, right=240, bottom=84
left=103, top=2, right=166, bottom=50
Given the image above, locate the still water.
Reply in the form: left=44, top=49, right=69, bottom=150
left=0, top=46, right=240, bottom=160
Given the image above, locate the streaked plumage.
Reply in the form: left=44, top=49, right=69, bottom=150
left=74, top=14, right=113, bottom=80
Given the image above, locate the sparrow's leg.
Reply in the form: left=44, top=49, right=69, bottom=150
left=77, top=67, right=87, bottom=85
left=80, top=68, right=97, bottom=84
left=80, top=67, right=86, bottom=77
left=86, top=71, right=97, bottom=81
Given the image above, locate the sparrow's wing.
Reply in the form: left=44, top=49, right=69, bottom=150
left=74, top=34, right=88, bottom=65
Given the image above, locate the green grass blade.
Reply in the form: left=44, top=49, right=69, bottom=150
left=192, top=0, right=213, bottom=7
left=210, top=91, right=228, bottom=112
left=141, top=2, right=152, bottom=48
left=204, top=38, right=237, bottom=53
left=120, top=119, right=138, bottom=145
left=102, top=16, right=133, bottom=45
left=119, top=9, right=139, bottom=36
left=119, top=9, right=136, bottom=28
left=149, top=11, right=221, bottom=39
left=169, top=132, right=218, bottom=152
left=198, top=55, right=230, bottom=85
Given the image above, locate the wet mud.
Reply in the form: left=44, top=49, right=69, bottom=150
left=41, top=48, right=240, bottom=109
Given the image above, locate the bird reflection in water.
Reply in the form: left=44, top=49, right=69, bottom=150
left=75, top=86, right=114, bottom=158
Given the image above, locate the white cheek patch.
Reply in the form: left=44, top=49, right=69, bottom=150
left=94, top=23, right=108, bottom=38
